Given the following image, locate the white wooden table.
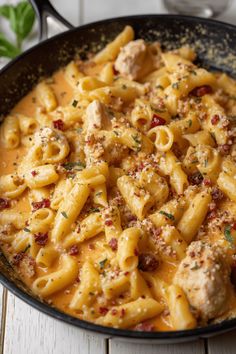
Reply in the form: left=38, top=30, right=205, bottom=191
left=1, top=0, right=236, bottom=353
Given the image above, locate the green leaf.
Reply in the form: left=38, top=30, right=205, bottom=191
left=61, top=211, right=68, bottom=219
left=15, top=1, right=35, bottom=41
left=0, top=33, right=20, bottom=58
left=159, top=210, right=175, bottom=221
left=99, top=258, right=107, bottom=269
left=224, top=225, right=234, bottom=246
left=0, top=5, right=12, bottom=19
left=62, top=161, right=85, bottom=171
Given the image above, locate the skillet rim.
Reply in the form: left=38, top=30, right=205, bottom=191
left=1, top=13, right=236, bottom=341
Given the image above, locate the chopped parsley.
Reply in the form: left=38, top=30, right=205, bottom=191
left=77, top=128, right=83, bottom=134
left=156, top=85, right=164, bottom=90
left=132, top=134, right=142, bottom=152
left=113, top=131, right=119, bottom=136
left=122, top=84, right=127, bottom=90
left=61, top=211, right=68, bottom=219
left=188, top=119, right=192, bottom=127
left=172, top=82, right=179, bottom=89
left=62, top=161, right=85, bottom=171
left=159, top=210, right=175, bottom=221
left=72, top=99, right=78, bottom=107
left=23, top=244, right=31, bottom=253
left=190, top=262, right=200, bottom=270
left=204, top=159, right=208, bottom=167
left=90, top=207, right=100, bottom=213
left=95, top=192, right=102, bottom=197
left=189, top=69, right=197, bottom=76
left=99, top=258, right=107, bottom=269
left=224, top=225, right=234, bottom=246
left=23, top=227, right=31, bottom=233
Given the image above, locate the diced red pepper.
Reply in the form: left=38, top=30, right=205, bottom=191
left=211, top=114, right=220, bottom=125
left=0, top=198, right=10, bottom=211
left=191, top=85, right=212, bottom=97
left=150, top=114, right=166, bottom=128
left=53, top=119, right=65, bottom=131
left=34, top=232, right=48, bottom=246
left=108, top=238, right=118, bottom=251
left=32, top=198, right=50, bottom=211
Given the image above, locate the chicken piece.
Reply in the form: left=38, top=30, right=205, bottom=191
left=114, top=39, right=148, bottom=80
left=174, top=241, right=231, bottom=321
left=85, top=100, right=104, bottom=132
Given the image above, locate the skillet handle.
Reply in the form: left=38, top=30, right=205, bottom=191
left=29, top=0, right=74, bottom=41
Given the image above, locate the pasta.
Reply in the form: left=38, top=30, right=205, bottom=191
left=1, top=26, right=236, bottom=333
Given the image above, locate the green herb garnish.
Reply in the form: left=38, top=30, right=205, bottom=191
left=224, top=225, right=234, bottom=246
left=90, top=207, right=100, bottom=213
left=172, top=82, right=179, bottom=89
left=190, top=262, right=200, bottom=270
left=62, top=161, right=85, bottom=171
left=132, top=134, right=141, bottom=152
left=99, top=258, right=107, bottom=269
left=23, top=227, right=31, bottom=233
left=0, top=1, right=35, bottom=57
left=72, top=99, right=78, bottom=107
left=159, top=210, right=175, bottom=221
left=188, top=119, right=192, bottom=127
left=23, top=244, right=31, bottom=253
left=61, top=211, right=68, bottom=219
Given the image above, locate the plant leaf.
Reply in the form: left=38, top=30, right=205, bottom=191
left=0, top=4, right=12, bottom=19
left=0, top=33, right=20, bottom=58
left=15, top=1, right=35, bottom=41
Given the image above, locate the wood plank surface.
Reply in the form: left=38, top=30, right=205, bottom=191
left=4, top=292, right=107, bottom=354
left=109, top=339, right=205, bottom=354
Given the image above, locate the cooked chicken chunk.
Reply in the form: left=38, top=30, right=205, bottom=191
left=114, top=39, right=148, bottom=80
left=174, top=241, right=231, bottom=321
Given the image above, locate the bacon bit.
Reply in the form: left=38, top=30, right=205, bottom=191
left=219, top=144, right=230, bottom=156
left=189, top=251, right=196, bottom=258
left=108, top=238, right=118, bottom=251
left=134, top=323, right=155, bottom=332
left=76, top=275, right=80, bottom=283
left=211, top=114, right=220, bottom=125
left=136, top=162, right=145, bottom=172
left=138, top=253, right=159, bottom=272
left=203, top=178, right=212, bottom=186
left=31, top=170, right=38, bottom=177
left=207, top=210, right=217, bottom=220
left=105, top=219, right=113, bottom=226
left=150, top=114, right=166, bottom=128
left=0, top=198, right=10, bottom=211
left=76, top=225, right=81, bottom=233
left=232, top=222, right=236, bottom=230
left=34, top=232, right=48, bottom=246
left=124, top=271, right=129, bottom=276
left=134, top=248, right=139, bottom=256
left=188, top=172, right=203, bottom=185
left=191, top=85, right=212, bottom=97
left=12, top=252, right=25, bottom=266
left=111, top=309, right=118, bottom=316
left=120, top=308, right=126, bottom=318
left=139, top=119, right=147, bottom=125
left=211, top=187, right=224, bottom=201
left=53, top=119, right=64, bottom=131
left=99, top=307, right=109, bottom=316
left=32, top=198, right=50, bottom=211
left=68, top=244, right=79, bottom=256
left=153, top=227, right=162, bottom=238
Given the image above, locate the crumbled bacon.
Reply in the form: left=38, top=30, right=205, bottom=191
left=203, top=178, right=212, bottom=186
left=111, top=309, right=118, bottom=316
left=191, top=85, right=212, bottom=97
left=218, top=144, right=230, bottom=156
left=211, top=114, right=220, bottom=125
left=0, top=198, right=10, bottom=211
left=150, top=114, right=166, bottom=128
left=12, top=252, right=25, bottom=266
left=134, top=323, right=155, bottom=332
left=34, top=232, right=48, bottom=246
left=108, top=238, right=118, bottom=251
left=134, top=248, right=139, bottom=256
left=68, top=244, right=79, bottom=256
left=211, top=187, right=224, bottom=201
left=105, top=219, right=113, bottom=226
left=32, top=198, right=50, bottom=211
left=138, top=253, right=159, bottom=272
left=99, top=307, right=109, bottom=316
left=31, top=170, right=38, bottom=177
left=233, top=222, right=236, bottom=230
left=188, top=172, right=203, bottom=185
left=53, top=119, right=65, bottom=131
left=207, top=210, right=217, bottom=220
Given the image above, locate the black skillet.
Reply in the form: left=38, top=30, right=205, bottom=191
left=1, top=0, right=236, bottom=343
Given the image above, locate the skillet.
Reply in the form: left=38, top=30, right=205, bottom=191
left=1, top=0, right=236, bottom=343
